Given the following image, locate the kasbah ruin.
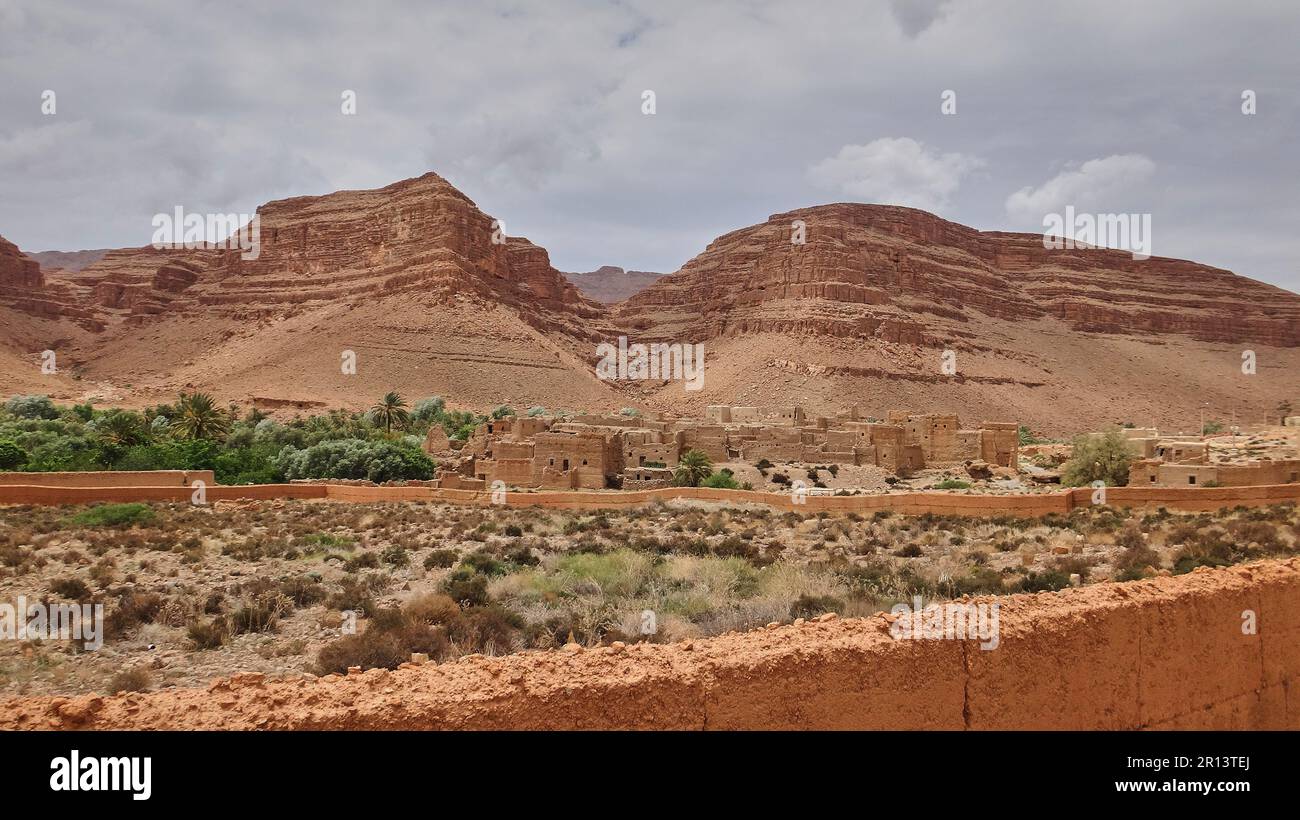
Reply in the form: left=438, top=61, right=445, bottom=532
left=425, top=404, right=1300, bottom=492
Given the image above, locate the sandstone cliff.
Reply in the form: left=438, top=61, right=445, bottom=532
left=3, top=187, right=1298, bottom=434
left=615, top=203, right=1300, bottom=347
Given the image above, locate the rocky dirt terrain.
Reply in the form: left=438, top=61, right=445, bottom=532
left=1, top=496, right=1294, bottom=699
left=2, top=173, right=1298, bottom=434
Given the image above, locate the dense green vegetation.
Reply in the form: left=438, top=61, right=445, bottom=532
left=1060, top=428, right=1133, bottom=487
left=0, top=392, right=478, bottom=484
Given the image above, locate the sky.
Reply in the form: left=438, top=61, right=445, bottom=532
left=1, top=0, right=1297, bottom=292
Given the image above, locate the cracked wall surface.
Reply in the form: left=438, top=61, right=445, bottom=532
left=4, top=558, right=1297, bottom=730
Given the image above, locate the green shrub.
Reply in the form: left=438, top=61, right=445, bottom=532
left=0, top=438, right=25, bottom=470
left=67, top=503, right=155, bottom=528
left=442, top=572, right=489, bottom=607
left=789, top=593, right=844, bottom=620
left=701, top=470, right=741, bottom=489
left=49, top=577, right=92, bottom=601
left=934, top=479, right=971, bottom=490
left=5, top=395, right=59, bottom=420
left=423, top=548, right=458, bottom=569
left=1019, top=570, right=1071, bottom=592
left=1061, top=429, right=1132, bottom=487
left=316, top=609, right=450, bottom=673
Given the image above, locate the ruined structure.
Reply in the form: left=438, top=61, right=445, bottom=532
left=1126, top=427, right=1300, bottom=487
left=429, top=406, right=1020, bottom=489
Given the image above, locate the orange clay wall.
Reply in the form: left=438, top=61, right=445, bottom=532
left=5, top=557, right=1298, bottom=730
left=0, top=470, right=214, bottom=487
left=1, top=477, right=1298, bottom=515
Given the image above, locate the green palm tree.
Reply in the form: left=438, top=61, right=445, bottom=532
left=673, top=449, right=713, bottom=487
left=96, top=410, right=149, bottom=448
left=172, top=393, right=231, bottom=440
left=370, top=392, right=410, bottom=435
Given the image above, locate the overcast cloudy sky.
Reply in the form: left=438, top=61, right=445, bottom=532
left=1, top=0, right=1297, bottom=291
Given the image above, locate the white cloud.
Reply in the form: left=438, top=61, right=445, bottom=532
left=1005, top=154, right=1156, bottom=222
left=807, top=137, right=984, bottom=212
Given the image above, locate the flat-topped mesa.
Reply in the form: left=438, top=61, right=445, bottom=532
left=192, top=172, right=607, bottom=337
left=615, top=203, right=1300, bottom=348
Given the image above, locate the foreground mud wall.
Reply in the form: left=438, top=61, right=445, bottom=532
left=1, top=478, right=1297, bottom=516
left=4, top=558, right=1298, bottom=730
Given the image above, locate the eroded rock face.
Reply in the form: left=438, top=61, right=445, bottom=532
left=0, top=235, right=42, bottom=290
left=614, top=203, right=1300, bottom=348
left=193, top=172, right=608, bottom=339
left=0, top=235, right=105, bottom=331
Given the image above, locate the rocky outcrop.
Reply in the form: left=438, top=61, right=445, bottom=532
left=0, top=235, right=42, bottom=290
left=0, top=235, right=105, bottom=331
left=615, top=204, right=1300, bottom=348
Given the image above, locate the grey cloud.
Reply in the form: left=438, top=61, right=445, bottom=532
left=0, top=0, right=1295, bottom=293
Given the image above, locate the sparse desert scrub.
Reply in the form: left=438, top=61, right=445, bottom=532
left=1, top=498, right=1297, bottom=696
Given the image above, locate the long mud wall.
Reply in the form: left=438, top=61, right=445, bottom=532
left=1, top=477, right=1298, bottom=516
left=0, top=469, right=214, bottom=488
left=5, top=558, right=1299, bottom=730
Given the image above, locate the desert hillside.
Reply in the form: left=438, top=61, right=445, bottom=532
left=2, top=179, right=1297, bottom=434
left=613, top=204, right=1300, bottom=433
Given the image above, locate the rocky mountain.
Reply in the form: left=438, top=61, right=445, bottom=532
left=24, top=248, right=112, bottom=273
left=0, top=174, right=621, bottom=413
left=562, top=266, right=664, bottom=304
left=2, top=184, right=1297, bottom=434
left=611, top=204, right=1300, bottom=432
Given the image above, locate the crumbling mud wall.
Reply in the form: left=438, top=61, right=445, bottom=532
left=1, top=479, right=1298, bottom=515
left=4, top=558, right=1298, bottom=730
left=0, top=469, right=213, bottom=488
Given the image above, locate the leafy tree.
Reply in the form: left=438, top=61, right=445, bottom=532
left=369, top=392, right=410, bottom=434
left=274, top=439, right=434, bottom=482
left=490, top=405, right=514, bottom=420
left=4, top=395, right=59, bottom=420
left=0, top=438, right=26, bottom=470
left=411, top=396, right=445, bottom=423
left=172, top=393, right=231, bottom=440
left=673, top=449, right=713, bottom=487
left=1061, top=429, right=1132, bottom=487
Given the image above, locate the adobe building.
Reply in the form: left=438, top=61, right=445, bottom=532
left=1125, top=425, right=1300, bottom=487
left=429, top=405, right=1021, bottom=490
